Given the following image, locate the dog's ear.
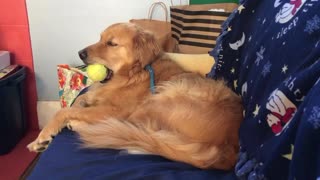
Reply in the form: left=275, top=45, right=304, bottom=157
left=133, top=29, right=161, bottom=68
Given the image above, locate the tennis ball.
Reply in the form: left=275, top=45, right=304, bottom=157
left=87, top=64, right=108, bottom=82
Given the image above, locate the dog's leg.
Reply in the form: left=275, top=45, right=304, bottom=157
left=27, top=106, right=117, bottom=152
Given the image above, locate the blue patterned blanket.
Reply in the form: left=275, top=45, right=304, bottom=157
left=208, top=0, right=320, bottom=179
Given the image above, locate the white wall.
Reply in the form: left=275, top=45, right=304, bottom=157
left=26, top=0, right=188, bottom=100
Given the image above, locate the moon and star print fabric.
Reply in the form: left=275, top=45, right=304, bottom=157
left=207, top=0, right=320, bottom=179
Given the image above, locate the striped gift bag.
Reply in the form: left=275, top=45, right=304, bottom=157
left=170, top=3, right=237, bottom=54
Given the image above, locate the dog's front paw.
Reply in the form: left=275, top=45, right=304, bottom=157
left=27, top=135, right=53, bottom=152
left=27, top=127, right=60, bottom=152
left=27, top=138, right=51, bottom=152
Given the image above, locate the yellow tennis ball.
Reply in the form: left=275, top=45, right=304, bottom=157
left=87, top=64, right=108, bottom=82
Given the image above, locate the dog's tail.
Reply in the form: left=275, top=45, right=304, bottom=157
left=73, top=118, right=233, bottom=169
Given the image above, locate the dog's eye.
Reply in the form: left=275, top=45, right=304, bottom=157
left=106, top=41, right=118, bottom=47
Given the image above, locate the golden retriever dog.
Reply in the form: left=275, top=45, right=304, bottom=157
left=28, top=23, right=243, bottom=170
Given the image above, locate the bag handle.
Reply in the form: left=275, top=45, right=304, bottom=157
left=148, top=2, right=169, bottom=21
left=170, top=0, right=182, bottom=6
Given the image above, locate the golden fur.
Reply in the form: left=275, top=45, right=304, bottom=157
left=28, top=23, right=243, bottom=170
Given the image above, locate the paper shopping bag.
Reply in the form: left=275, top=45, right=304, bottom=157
left=130, top=2, right=175, bottom=52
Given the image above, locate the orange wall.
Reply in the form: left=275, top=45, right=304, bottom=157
left=0, top=0, right=39, bottom=130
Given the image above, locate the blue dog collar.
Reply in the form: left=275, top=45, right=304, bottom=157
left=145, top=64, right=156, bottom=94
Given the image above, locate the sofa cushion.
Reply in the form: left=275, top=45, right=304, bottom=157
left=28, top=129, right=237, bottom=180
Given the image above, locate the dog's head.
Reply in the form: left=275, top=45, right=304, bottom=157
left=78, top=23, right=161, bottom=76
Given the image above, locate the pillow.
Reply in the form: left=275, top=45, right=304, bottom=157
left=57, top=65, right=93, bottom=108
left=165, top=53, right=215, bottom=76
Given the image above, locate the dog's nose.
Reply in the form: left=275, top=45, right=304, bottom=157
left=78, top=49, right=88, bottom=60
